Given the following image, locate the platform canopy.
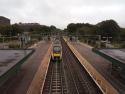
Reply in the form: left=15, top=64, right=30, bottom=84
left=0, top=49, right=34, bottom=76
left=92, top=48, right=125, bottom=73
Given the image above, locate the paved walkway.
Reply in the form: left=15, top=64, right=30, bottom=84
left=0, top=41, right=51, bottom=94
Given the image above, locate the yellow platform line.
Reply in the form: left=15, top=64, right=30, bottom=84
left=26, top=44, right=52, bottom=94
left=63, top=37, right=119, bottom=94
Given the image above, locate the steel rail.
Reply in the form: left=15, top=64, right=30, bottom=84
left=62, top=39, right=102, bottom=94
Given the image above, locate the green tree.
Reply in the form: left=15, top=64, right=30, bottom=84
left=97, top=20, right=121, bottom=40
left=12, top=24, right=23, bottom=36
left=0, top=25, right=12, bottom=36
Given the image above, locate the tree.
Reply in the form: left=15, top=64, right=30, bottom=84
left=12, top=24, right=23, bottom=36
left=50, top=25, right=56, bottom=31
left=97, top=20, right=121, bottom=40
left=67, top=23, right=98, bottom=36
left=0, top=25, right=12, bottom=36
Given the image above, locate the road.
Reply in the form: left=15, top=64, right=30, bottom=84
left=0, top=41, right=51, bottom=94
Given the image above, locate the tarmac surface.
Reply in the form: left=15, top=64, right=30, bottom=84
left=0, top=41, right=51, bottom=94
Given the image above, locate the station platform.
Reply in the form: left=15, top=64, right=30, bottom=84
left=0, top=41, right=51, bottom=94
left=26, top=43, right=52, bottom=94
left=69, top=41, right=125, bottom=94
left=63, top=37, right=120, bottom=94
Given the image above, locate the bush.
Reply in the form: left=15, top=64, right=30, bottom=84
left=9, top=44, right=20, bottom=48
left=121, top=42, right=125, bottom=48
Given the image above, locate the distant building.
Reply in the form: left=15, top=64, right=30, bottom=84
left=0, top=16, right=10, bottom=25
left=18, top=22, right=40, bottom=26
left=17, top=22, right=44, bottom=32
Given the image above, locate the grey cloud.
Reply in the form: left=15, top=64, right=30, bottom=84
left=0, top=0, right=124, bottom=28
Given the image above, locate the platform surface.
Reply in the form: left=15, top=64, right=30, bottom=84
left=0, top=49, right=32, bottom=76
left=99, top=49, right=125, bottom=64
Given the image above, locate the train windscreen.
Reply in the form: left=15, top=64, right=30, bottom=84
left=53, top=46, right=61, bottom=52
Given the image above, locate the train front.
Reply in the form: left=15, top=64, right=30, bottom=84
left=52, top=45, right=62, bottom=61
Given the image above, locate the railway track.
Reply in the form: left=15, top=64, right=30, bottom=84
left=42, top=39, right=103, bottom=94
left=62, top=39, right=102, bottom=94
left=42, top=61, right=67, bottom=94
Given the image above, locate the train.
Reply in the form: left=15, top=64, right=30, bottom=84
left=51, top=37, right=62, bottom=62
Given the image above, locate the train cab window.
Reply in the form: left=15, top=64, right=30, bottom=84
left=53, top=46, right=61, bottom=52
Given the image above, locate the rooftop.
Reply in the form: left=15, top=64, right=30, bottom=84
left=100, top=49, right=125, bottom=64
left=0, top=49, right=33, bottom=76
left=0, top=16, right=10, bottom=20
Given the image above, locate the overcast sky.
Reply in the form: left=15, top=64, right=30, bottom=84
left=0, top=0, right=124, bottom=28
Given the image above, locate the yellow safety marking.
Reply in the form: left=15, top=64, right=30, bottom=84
left=53, top=53, right=60, bottom=56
